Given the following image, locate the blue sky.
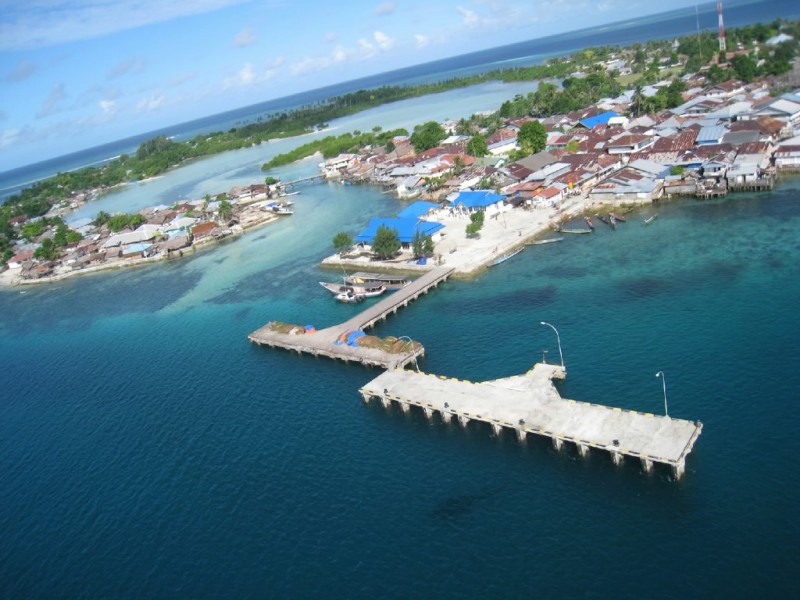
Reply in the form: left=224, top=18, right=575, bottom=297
left=0, top=0, right=699, bottom=171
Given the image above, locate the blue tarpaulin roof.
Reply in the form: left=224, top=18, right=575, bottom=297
left=356, top=218, right=444, bottom=244
left=397, top=201, right=439, bottom=219
left=449, top=190, right=505, bottom=209
left=579, top=110, right=619, bottom=128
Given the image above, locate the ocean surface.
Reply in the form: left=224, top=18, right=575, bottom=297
left=2, top=171, right=799, bottom=597
left=2, top=1, right=800, bottom=597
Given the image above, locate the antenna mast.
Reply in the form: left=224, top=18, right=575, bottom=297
left=718, top=2, right=727, bottom=53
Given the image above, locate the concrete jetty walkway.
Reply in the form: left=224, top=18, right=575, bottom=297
left=248, top=266, right=455, bottom=368
left=361, top=363, right=703, bottom=479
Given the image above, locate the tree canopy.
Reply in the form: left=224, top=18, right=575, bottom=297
left=467, top=134, right=488, bottom=157
left=517, top=121, right=547, bottom=155
left=332, top=231, right=354, bottom=254
left=371, top=225, right=400, bottom=259
left=410, top=121, right=447, bottom=153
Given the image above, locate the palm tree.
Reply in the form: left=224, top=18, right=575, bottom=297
left=631, top=85, right=645, bottom=117
left=217, top=199, right=233, bottom=224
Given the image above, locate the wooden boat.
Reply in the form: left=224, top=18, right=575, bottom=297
left=584, top=216, right=594, bottom=230
left=528, top=237, right=564, bottom=245
left=344, top=272, right=410, bottom=290
left=608, top=214, right=617, bottom=229
left=489, top=246, right=523, bottom=267
left=558, top=228, right=592, bottom=235
left=595, top=214, right=610, bottom=225
left=643, top=214, right=658, bottom=225
left=319, top=281, right=386, bottom=298
left=610, top=212, right=626, bottom=222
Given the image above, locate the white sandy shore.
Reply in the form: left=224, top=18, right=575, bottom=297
left=322, top=194, right=598, bottom=278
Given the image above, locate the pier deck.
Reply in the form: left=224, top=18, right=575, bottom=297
left=360, top=363, right=702, bottom=479
left=248, top=266, right=454, bottom=368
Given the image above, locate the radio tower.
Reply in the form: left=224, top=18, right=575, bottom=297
left=717, top=2, right=727, bottom=53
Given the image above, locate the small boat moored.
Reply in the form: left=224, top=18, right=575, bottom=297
left=584, top=216, right=594, bottom=230
left=344, top=272, right=410, bottom=290
left=643, top=214, right=658, bottom=225
left=610, top=212, right=626, bottom=222
left=489, top=246, right=523, bottom=267
left=335, top=289, right=365, bottom=303
left=320, top=281, right=386, bottom=298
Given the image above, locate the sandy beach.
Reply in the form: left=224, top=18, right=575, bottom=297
left=322, top=194, right=595, bottom=278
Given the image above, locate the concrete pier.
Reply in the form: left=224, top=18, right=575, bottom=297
left=360, top=363, right=702, bottom=479
left=248, top=266, right=454, bottom=368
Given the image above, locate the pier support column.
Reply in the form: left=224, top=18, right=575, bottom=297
left=424, top=407, right=434, bottom=420
left=381, top=396, right=391, bottom=409
left=400, top=403, right=410, bottom=414
left=576, top=443, right=589, bottom=458
left=516, top=429, right=527, bottom=443
left=552, top=437, right=563, bottom=452
left=641, top=458, right=654, bottom=474
left=458, top=415, right=470, bottom=428
left=672, top=460, right=686, bottom=480
left=361, top=392, right=370, bottom=404
left=492, top=423, right=503, bottom=437
left=611, top=451, right=623, bottom=467
left=441, top=412, right=452, bottom=424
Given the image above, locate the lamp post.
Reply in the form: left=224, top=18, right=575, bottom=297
left=655, top=371, right=668, bottom=417
left=540, top=321, right=563, bottom=368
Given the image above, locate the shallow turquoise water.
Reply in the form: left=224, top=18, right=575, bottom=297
left=2, top=175, right=799, bottom=597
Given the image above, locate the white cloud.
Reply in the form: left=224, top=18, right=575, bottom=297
left=234, top=27, right=256, bottom=47
left=324, top=32, right=337, bottom=43
left=36, top=83, right=67, bottom=118
left=0, top=0, right=253, bottom=51
left=6, top=59, right=38, bottom=83
left=0, top=127, right=23, bottom=150
left=457, top=6, right=481, bottom=28
left=108, top=58, right=145, bottom=79
left=99, top=99, right=116, bottom=116
left=373, top=31, right=394, bottom=52
left=374, top=1, right=395, bottom=16
left=136, top=94, right=165, bottom=113
left=414, top=34, right=430, bottom=48
left=290, top=33, right=391, bottom=77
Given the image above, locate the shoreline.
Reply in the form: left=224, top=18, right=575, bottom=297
left=0, top=211, right=284, bottom=288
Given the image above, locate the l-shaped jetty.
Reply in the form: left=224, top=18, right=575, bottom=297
left=361, top=363, right=703, bottom=479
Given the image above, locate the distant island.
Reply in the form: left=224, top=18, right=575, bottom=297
left=1, top=17, right=798, bottom=283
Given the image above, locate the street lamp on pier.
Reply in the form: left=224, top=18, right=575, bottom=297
left=655, top=371, right=668, bottom=417
left=540, top=321, right=563, bottom=368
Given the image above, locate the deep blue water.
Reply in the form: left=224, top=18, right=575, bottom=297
left=2, top=176, right=800, bottom=597
left=3, top=0, right=800, bottom=595
left=4, top=0, right=800, bottom=199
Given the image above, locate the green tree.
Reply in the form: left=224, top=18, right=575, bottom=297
left=411, top=231, right=434, bottom=258
left=465, top=210, right=485, bottom=237
left=34, top=237, right=59, bottom=261
left=21, top=220, right=45, bottom=241
left=517, top=121, right=547, bottom=155
left=631, top=84, right=645, bottom=116
left=731, top=54, right=757, bottom=82
left=332, top=231, right=354, bottom=254
left=93, top=211, right=111, bottom=227
left=218, top=199, right=233, bottom=223
left=264, top=176, right=279, bottom=185
left=410, top=121, right=446, bottom=153
left=467, top=134, right=488, bottom=157
left=371, top=225, right=400, bottom=259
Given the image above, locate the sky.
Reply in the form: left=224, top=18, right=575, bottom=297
left=0, top=0, right=701, bottom=172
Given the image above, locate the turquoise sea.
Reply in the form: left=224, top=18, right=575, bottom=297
left=3, top=0, right=800, bottom=595
left=2, top=168, right=799, bottom=596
